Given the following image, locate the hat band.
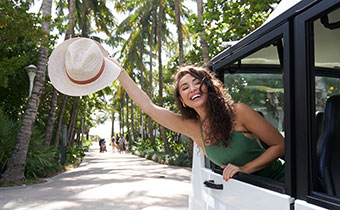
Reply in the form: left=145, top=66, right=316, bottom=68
left=66, top=59, right=105, bottom=85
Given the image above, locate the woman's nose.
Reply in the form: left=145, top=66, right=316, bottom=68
left=189, top=84, right=197, bottom=92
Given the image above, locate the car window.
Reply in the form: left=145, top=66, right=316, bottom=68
left=225, top=73, right=284, bottom=133
left=312, top=5, right=340, bottom=198
left=205, top=39, right=285, bottom=176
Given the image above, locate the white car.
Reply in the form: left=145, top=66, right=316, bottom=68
left=189, top=0, right=340, bottom=209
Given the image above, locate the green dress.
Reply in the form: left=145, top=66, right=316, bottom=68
left=200, top=126, right=285, bottom=182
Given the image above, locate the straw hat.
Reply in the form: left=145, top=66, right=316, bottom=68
left=48, top=37, right=121, bottom=96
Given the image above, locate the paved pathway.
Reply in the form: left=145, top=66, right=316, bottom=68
left=0, top=144, right=192, bottom=210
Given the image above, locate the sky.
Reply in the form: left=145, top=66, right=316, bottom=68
left=29, top=0, right=196, bottom=139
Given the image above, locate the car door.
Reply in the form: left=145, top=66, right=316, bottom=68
left=190, top=22, right=294, bottom=209
left=293, top=1, right=340, bottom=209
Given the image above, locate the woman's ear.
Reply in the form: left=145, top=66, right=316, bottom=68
left=179, top=96, right=186, bottom=107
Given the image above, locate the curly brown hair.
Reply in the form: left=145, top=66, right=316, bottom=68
left=174, top=65, right=234, bottom=147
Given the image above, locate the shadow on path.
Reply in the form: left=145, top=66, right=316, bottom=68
left=0, top=144, right=192, bottom=210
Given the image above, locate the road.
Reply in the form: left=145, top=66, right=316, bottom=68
left=0, top=144, right=192, bottom=210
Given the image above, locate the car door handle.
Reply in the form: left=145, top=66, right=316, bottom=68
left=203, top=180, right=223, bottom=190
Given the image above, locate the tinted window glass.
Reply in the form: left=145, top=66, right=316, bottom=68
left=312, top=6, right=340, bottom=198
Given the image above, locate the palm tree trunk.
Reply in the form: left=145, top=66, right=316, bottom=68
left=43, top=88, right=58, bottom=147
left=119, top=105, right=122, bottom=135
left=65, top=0, right=76, bottom=39
left=174, top=0, right=193, bottom=154
left=111, top=110, right=115, bottom=138
left=197, top=0, right=209, bottom=64
left=81, top=0, right=88, bottom=37
left=126, top=94, right=130, bottom=139
left=1, top=0, right=52, bottom=184
left=53, top=0, right=76, bottom=147
left=68, top=97, right=79, bottom=144
left=157, top=2, right=171, bottom=153
left=147, top=8, right=157, bottom=143
left=130, top=103, right=137, bottom=142
left=174, top=0, right=184, bottom=65
left=54, top=95, right=67, bottom=147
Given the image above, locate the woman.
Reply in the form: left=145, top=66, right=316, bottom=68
left=116, top=63, right=285, bottom=182
left=48, top=38, right=284, bottom=181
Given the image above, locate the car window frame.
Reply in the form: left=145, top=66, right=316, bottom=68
left=209, top=22, right=293, bottom=195
left=294, top=1, right=340, bottom=209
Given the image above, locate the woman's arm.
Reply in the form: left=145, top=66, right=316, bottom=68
left=222, top=103, right=284, bottom=180
left=236, top=103, right=284, bottom=173
left=116, top=66, right=197, bottom=138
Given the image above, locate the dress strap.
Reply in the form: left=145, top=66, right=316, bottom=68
left=199, top=120, right=207, bottom=148
left=239, top=130, right=252, bottom=134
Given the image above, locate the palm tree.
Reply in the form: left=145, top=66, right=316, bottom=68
left=197, top=0, right=209, bottom=63
left=52, top=0, right=76, bottom=148
left=43, top=87, right=58, bottom=147
left=1, top=0, right=53, bottom=184
left=146, top=4, right=157, bottom=143
left=174, top=0, right=184, bottom=65
left=51, top=0, right=116, bottom=148
left=157, top=1, right=171, bottom=153
left=54, top=95, right=67, bottom=147
left=115, top=0, right=186, bottom=149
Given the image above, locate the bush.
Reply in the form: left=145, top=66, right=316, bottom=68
left=25, top=131, right=62, bottom=178
left=66, top=145, right=88, bottom=165
left=132, top=149, right=192, bottom=167
left=0, top=108, right=20, bottom=175
left=130, top=132, right=192, bottom=167
left=0, top=110, right=63, bottom=179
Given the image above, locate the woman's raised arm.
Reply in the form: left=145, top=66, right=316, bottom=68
left=116, top=67, right=197, bottom=138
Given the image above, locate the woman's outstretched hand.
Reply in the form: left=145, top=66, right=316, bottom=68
left=221, top=163, right=244, bottom=181
left=107, top=57, right=123, bottom=71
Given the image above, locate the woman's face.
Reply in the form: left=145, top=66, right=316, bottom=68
left=178, top=73, right=208, bottom=111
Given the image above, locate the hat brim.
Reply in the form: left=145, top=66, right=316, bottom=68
left=48, top=38, right=120, bottom=96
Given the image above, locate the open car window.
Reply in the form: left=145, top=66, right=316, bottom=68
left=205, top=38, right=286, bottom=191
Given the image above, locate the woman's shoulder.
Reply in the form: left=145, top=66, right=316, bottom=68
left=232, top=103, right=257, bottom=127
left=232, top=102, right=252, bottom=114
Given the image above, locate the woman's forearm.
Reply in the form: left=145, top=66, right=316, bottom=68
left=241, top=143, right=284, bottom=174
left=117, top=70, right=154, bottom=115
left=116, top=69, right=194, bottom=136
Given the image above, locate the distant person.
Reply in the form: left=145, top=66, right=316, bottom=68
left=118, top=135, right=125, bottom=153
left=99, top=138, right=104, bottom=152
left=125, top=134, right=130, bottom=151
left=102, top=139, right=107, bottom=152
left=111, top=136, right=116, bottom=151
left=115, top=134, right=120, bottom=152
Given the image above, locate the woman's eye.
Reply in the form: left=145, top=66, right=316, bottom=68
left=182, top=87, right=188, bottom=91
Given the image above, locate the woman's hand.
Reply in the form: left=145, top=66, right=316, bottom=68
left=221, top=163, right=244, bottom=181
left=107, top=57, right=124, bottom=71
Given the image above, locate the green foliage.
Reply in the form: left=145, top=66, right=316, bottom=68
left=0, top=108, right=20, bottom=174
left=0, top=108, right=62, bottom=179
left=131, top=132, right=192, bottom=167
left=133, top=150, right=192, bottom=167
left=0, top=0, right=42, bottom=88
left=0, top=0, right=59, bottom=122
left=25, top=130, right=62, bottom=179
left=187, top=0, right=280, bottom=59
left=66, top=145, right=88, bottom=165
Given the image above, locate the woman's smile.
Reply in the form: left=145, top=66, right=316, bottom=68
left=179, top=74, right=208, bottom=111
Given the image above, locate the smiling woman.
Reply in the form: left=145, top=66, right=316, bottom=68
left=116, top=61, right=285, bottom=182
left=47, top=36, right=284, bottom=185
